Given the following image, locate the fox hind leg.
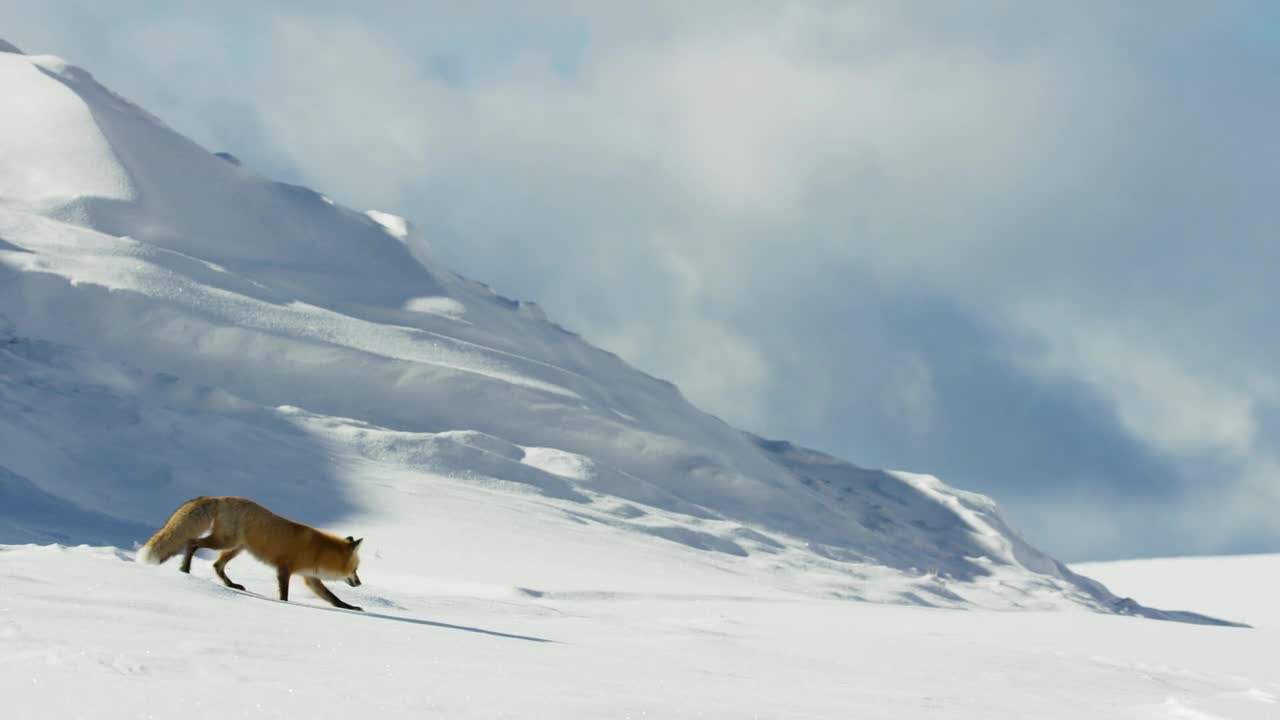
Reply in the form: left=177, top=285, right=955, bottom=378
left=305, top=577, right=363, bottom=612
left=213, top=548, right=245, bottom=591
left=180, top=534, right=234, bottom=574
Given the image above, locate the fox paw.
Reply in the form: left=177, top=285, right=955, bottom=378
left=227, top=583, right=246, bottom=591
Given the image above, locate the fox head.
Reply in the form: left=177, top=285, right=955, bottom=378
left=343, top=536, right=363, bottom=587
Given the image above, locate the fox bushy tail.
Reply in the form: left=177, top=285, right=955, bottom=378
left=138, top=497, right=218, bottom=564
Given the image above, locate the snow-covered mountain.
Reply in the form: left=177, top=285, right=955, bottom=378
left=0, top=39, right=1218, bottom=623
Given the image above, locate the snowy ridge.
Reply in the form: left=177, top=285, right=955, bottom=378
left=0, top=42, right=1229, bottom=625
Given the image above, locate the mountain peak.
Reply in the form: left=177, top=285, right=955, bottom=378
left=0, top=39, right=1229, bottom=624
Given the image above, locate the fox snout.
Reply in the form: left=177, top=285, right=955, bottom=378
left=346, top=571, right=361, bottom=587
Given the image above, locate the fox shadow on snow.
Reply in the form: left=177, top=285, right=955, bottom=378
left=225, top=586, right=555, bottom=643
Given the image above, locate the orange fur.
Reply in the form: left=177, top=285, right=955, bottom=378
left=139, top=496, right=365, bottom=610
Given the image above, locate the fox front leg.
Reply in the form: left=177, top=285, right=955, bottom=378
left=304, top=577, right=363, bottom=612
left=277, top=567, right=291, bottom=601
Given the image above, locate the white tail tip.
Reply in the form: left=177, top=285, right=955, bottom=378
left=136, top=544, right=160, bottom=565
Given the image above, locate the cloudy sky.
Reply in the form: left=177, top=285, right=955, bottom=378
left=7, top=2, right=1279, bottom=561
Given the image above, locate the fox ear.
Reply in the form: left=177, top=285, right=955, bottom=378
left=350, top=537, right=363, bottom=548
left=345, top=536, right=355, bottom=542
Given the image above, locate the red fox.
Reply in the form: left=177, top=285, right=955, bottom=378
left=139, top=496, right=365, bottom=611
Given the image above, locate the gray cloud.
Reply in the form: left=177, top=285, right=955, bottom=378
left=5, top=1, right=1279, bottom=560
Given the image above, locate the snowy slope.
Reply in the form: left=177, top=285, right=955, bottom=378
left=2, top=546, right=1277, bottom=719
left=1076, top=555, right=1280, bottom=630
left=0, top=37, right=1223, bottom=626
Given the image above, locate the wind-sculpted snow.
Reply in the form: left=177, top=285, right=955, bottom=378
left=0, top=42, right=1233, bottom=623
left=0, top=334, right=358, bottom=535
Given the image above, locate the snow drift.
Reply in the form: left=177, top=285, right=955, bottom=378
left=0, top=40, right=1228, bottom=623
